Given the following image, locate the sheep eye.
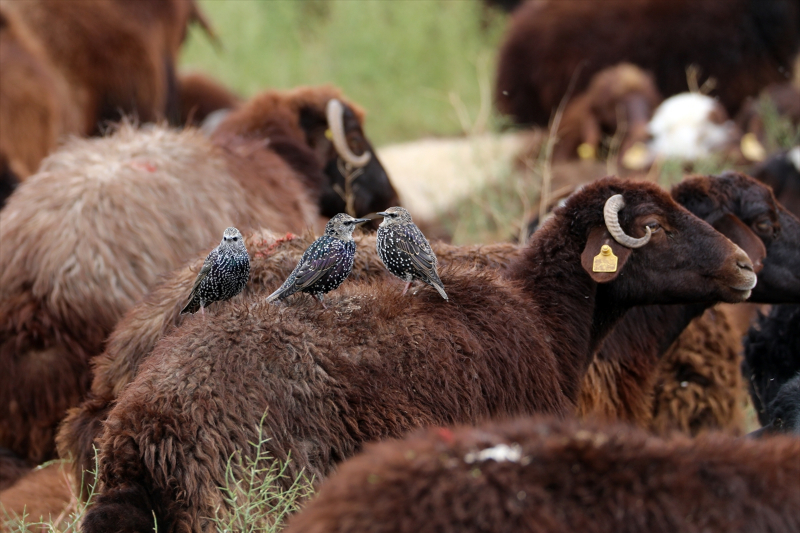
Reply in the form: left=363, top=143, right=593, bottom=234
left=775, top=417, right=783, bottom=428
left=754, top=219, right=772, bottom=234
left=645, top=221, right=661, bottom=232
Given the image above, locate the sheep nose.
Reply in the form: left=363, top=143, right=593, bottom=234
left=737, top=260, right=754, bottom=273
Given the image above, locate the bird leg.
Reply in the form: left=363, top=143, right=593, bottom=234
left=200, top=305, right=205, bottom=322
left=315, top=294, right=328, bottom=310
left=401, top=281, right=412, bottom=296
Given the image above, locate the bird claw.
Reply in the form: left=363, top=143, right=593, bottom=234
left=401, top=281, right=412, bottom=296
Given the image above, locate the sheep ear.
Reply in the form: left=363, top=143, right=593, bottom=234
left=712, top=213, right=766, bottom=274
left=580, top=227, right=632, bottom=283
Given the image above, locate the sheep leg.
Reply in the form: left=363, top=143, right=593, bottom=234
left=401, top=281, right=412, bottom=296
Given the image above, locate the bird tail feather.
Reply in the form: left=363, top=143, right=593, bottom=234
left=433, top=282, right=448, bottom=301
left=266, top=287, right=287, bottom=304
left=180, top=298, right=198, bottom=315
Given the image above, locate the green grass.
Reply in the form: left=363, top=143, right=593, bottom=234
left=180, top=0, right=508, bottom=146
left=2, top=424, right=313, bottom=533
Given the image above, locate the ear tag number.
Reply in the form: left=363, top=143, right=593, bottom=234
left=593, top=244, right=618, bottom=273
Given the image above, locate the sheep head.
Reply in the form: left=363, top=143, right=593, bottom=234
left=566, top=179, right=756, bottom=305
left=672, top=172, right=800, bottom=303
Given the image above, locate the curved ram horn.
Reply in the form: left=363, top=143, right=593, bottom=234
left=326, top=99, right=371, bottom=168
left=603, top=194, right=652, bottom=248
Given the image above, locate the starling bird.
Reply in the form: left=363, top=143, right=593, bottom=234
left=267, top=213, right=370, bottom=307
left=181, top=227, right=250, bottom=315
left=376, top=206, right=448, bottom=300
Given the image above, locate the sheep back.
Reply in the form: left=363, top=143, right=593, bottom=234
left=285, top=417, right=800, bottom=533
left=0, top=124, right=314, bottom=465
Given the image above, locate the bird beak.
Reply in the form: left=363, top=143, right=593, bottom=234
left=354, top=218, right=371, bottom=225
left=376, top=212, right=389, bottom=217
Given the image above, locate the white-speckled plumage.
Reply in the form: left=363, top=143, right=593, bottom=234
left=181, top=227, right=250, bottom=314
left=266, top=213, right=368, bottom=305
left=376, top=206, right=448, bottom=300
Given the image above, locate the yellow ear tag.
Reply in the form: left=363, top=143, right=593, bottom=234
left=324, top=129, right=333, bottom=140
left=740, top=132, right=766, bottom=162
left=577, top=143, right=596, bottom=160
left=592, top=244, right=618, bottom=273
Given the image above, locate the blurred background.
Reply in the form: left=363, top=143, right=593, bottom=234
left=181, top=0, right=508, bottom=145
left=176, top=0, right=798, bottom=244
left=180, top=0, right=521, bottom=244
left=1, top=1, right=800, bottom=529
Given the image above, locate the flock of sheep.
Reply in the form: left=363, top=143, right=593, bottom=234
left=1, top=1, right=800, bottom=532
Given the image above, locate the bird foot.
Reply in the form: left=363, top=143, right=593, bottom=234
left=401, top=281, right=412, bottom=296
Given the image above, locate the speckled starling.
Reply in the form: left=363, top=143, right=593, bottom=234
left=266, top=213, right=370, bottom=307
left=181, top=227, right=250, bottom=315
left=376, top=206, right=448, bottom=300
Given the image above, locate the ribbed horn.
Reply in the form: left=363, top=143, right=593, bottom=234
left=603, top=194, right=652, bottom=248
left=326, top=99, right=371, bottom=168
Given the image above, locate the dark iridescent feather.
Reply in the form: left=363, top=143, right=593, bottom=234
left=181, top=227, right=250, bottom=314
left=267, top=237, right=355, bottom=302
left=267, top=213, right=368, bottom=305
left=395, top=224, right=440, bottom=283
left=377, top=206, right=448, bottom=300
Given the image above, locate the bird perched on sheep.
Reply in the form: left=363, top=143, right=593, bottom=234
left=81, top=178, right=758, bottom=531
left=0, top=122, right=315, bottom=470
left=267, top=214, right=370, bottom=307
left=376, top=206, right=448, bottom=300
left=284, top=416, right=800, bottom=533
left=181, top=227, right=250, bottom=315
left=57, top=232, right=519, bottom=498
left=2, top=83, right=396, bottom=475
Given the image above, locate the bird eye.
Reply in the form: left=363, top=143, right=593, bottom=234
left=233, top=237, right=238, bottom=241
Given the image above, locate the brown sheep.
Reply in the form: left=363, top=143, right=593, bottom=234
left=495, top=0, right=800, bottom=125
left=177, top=71, right=241, bottom=128
left=213, top=85, right=399, bottom=222
left=2, top=83, right=396, bottom=474
left=0, top=462, right=74, bottom=526
left=57, top=230, right=519, bottom=497
left=0, top=123, right=317, bottom=470
left=649, top=304, right=752, bottom=435
left=61, top=172, right=796, bottom=502
left=578, top=173, right=800, bottom=432
left=61, top=172, right=796, bottom=497
left=0, top=448, right=30, bottom=492
left=81, top=178, right=758, bottom=532
left=1, top=0, right=212, bottom=133
left=283, top=416, right=800, bottom=533
left=553, top=63, right=662, bottom=162
left=0, top=4, right=81, bottom=206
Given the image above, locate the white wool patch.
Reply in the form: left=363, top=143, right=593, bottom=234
left=647, top=93, right=737, bottom=161
left=464, top=443, right=522, bottom=464
left=788, top=146, right=800, bottom=172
